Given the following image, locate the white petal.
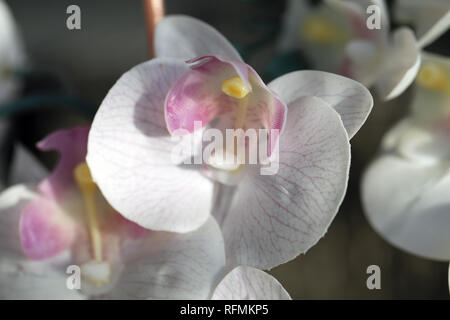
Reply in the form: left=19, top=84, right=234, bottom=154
left=87, top=58, right=214, bottom=233
left=345, top=39, right=384, bottom=86
left=375, top=28, right=421, bottom=101
left=346, top=40, right=379, bottom=67
left=0, top=185, right=84, bottom=299
left=362, top=153, right=450, bottom=260
left=211, top=266, right=291, bottom=300
left=381, top=118, right=450, bottom=165
left=154, top=15, right=242, bottom=62
left=109, top=217, right=225, bottom=299
left=268, top=70, right=373, bottom=139
left=405, top=174, right=450, bottom=260
left=220, top=97, right=350, bottom=269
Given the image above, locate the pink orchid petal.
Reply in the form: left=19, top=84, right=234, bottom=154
left=0, top=186, right=83, bottom=299
left=87, top=58, right=214, bottom=233
left=165, top=56, right=287, bottom=154
left=245, top=64, right=287, bottom=152
left=219, top=97, right=350, bottom=269
left=108, top=217, right=226, bottom=299
left=109, top=211, right=149, bottom=240
left=212, top=266, right=291, bottom=300
left=20, top=195, right=76, bottom=260
left=37, top=126, right=90, bottom=200
left=268, top=70, right=373, bottom=139
left=187, top=55, right=251, bottom=90
left=154, top=15, right=242, bottom=62
left=165, top=56, right=241, bottom=133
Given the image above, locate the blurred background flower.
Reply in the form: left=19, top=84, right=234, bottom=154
left=361, top=53, right=450, bottom=288
left=1, top=0, right=449, bottom=299
left=277, top=0, right=449, bottom=100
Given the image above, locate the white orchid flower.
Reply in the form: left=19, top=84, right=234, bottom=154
left=87, top=15, right=373, bottom=270
left=278, top=0, right=449, bottom=100
left=362, top=53, right=450, bottom=290
left=0, top=127, right=228, bottom=299
left=0, top=126, right=292, bottom=299
left=0, top=0, right=26, bottom=105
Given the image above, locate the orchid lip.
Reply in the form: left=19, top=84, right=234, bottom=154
left=164, top=55, right=287, bottom=171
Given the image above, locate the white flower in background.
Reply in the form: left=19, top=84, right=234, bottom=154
left=0, top=0, right=25, bottom=105
left=0, top=127, right=224, bottom=299
left=0, top=126, right=290, bottom=299
left=87, top=15, right=373, bottom=270
left=278, top=0, right=378, bottom=74
left=278, top=0, right=449, bottom=100
left=361, top=53, right=450, bottom=289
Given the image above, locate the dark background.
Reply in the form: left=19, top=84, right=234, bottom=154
left=4, top=0, right=449, bottom=299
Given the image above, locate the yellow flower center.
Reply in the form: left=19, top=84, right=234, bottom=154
left=222, top=77, right=251, bottom=99
left=302, top=16, right=343, bottom=44
left=222, top=77, right=252, bottom=130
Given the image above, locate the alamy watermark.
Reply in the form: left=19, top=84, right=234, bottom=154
left=366, top=4, right=381, bottom=30
left=66, top=5, right=81, bottom=30
left=66, top=265, right=81, bottom=290
left=171, top=121, right=280, bottom=176
left=366, top=265, right=381, bottom=290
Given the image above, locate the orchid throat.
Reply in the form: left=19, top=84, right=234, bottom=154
left=74, top=162, right=111, bottom=286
